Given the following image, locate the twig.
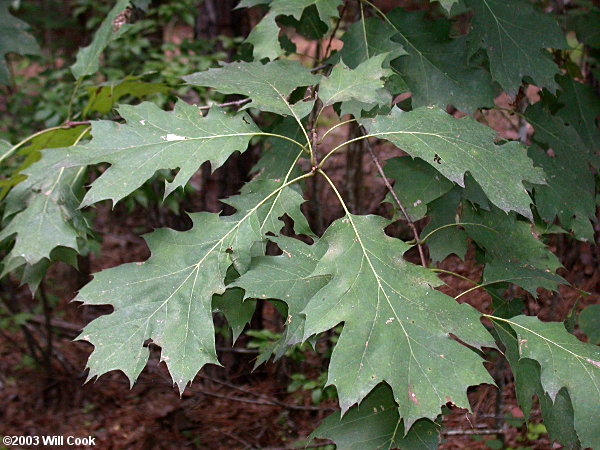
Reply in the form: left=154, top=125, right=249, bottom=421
left=199, top=374, right=336, bottom=411
left=359, top=126, right=428, bottom=267
left=443, top=428, right=503, bottom=436
left=323, top=3, right=347, bottom=60
left=210, top=426, right=257, bottom=449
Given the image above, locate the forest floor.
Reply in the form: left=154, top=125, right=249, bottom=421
left=1, top=100, right=598, bottom=450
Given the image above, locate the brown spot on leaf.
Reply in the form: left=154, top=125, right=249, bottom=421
left=408, top=386, right=419, bottom=405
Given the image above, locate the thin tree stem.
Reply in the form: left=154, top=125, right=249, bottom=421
left=359, top=126, right=427, bottom=266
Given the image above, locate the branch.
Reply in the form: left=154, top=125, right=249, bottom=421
left=358, top=126, right=427, bottom=267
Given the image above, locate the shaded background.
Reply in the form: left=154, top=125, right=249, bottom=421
left=1, top=1, right=599, bottom=448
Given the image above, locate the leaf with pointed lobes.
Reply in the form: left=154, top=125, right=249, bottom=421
left=0, top=148, right=89, bottom=267
left=313, top=383, right=440, bottom=450
left=525, top=103, right=596, bottom=241
left=502, top=316, right=600, bottom=449
left=75, top=178, right=305, bottom=393
left=339, top=17, right=406, bottom=70
left=55, top=100, right=260, bottom=207
left=70, top=0, right=136, bottom=80
left=242, top=0, right=343, bottom=60
left=464, top=0, right=566, bottom=94
left=494, top=321, right=579, bottom=448
left=362, top=106, right=545, bottom=220
left=300, top=214, right=495, bottom=429
left=387, top=9, right=496, bottom=113
left=183, top=60, right=320, bottom=118
left=232, top=235, right=330, bottom=356
left=0, top=0, right=40, bottom=84
left=320, top=54, right=392, bottom=107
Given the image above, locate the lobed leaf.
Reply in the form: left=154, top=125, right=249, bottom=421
left=184, top=60, right=319, bottom=119
left=387, top=9, right=495, bottom=113
left=313, top=383, right=440, bottom=450
left=299, top=214, right=495, bottom=428
left=58, top=100, right=261, bottom=207
left=362, top=107, right=545, bottom=219
left=0, top=0, right=40, bottom=85
left=464, top=0, right=566, bottom=94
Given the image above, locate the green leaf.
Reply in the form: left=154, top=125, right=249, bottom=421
left=313, top=383, right=440, bottom=450
left=462, top=205, right=564, bottom=295
left=494, top=322, right=579, bottom=448
left=1, top=125, right=88, bottom=199
left=0, top=0, right=40, bottom=85
left=70, top=0, right=137, bottom=79
left=84, top=75, right=170, bottom=115
left=525, top=114, right=595, bottom=240
left=579, top=304, right=600, bottom=345
left=483, top=262, right=565, bottom=297
left=363, top=107, right=545, bottom=219
left=338, top=17, right=406, bottom=70
left=252, top=117, right=305, bottom=181
left=464, top=0, right=566, bottom=94
left=436, top=0, right=461, bottom=14
left=59, top=101, right=261, bottom=207
left=568, top=9, right=600, bottom=48
left=499, top=315, right=600, bottom=448
left=555, top=75, right=600, bottom=158
left=184, top=60, right=319, bottom=119
left=300, top=214, right=495, bottom=427
left=383, top=156, right=454, bottom=221
left=421, top=189, right=468, bottom=262
left=387, top=9, right=495, bottom=112
left=213, top=281, right=256, bottom=342
left=233, top=235, right=329, bottom=351
left=0, top=149, right=89, bottom=267
left=76, top=174, right=307, bottom=392
left=244, top=0, right=342, bottom=60
left=320, top=54, right=392, bottom=107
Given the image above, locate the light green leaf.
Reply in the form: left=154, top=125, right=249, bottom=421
left=184, top=60, right=319, bottom=119
left=1, top=125, right=88, bottom=199
left=0, top=0, right=40, bottom=85
left=338, top=17, right=406, bottom=69
left=579, top=304, right=600, bottom=345
left=436, top=0, right=460, bottom=14
left=383, top=156, right=454, bottom=221
left=320, top=54, right=392, bottom=107
left=244, top=0, right=342, bottom=60
left=76, top=175, right=306, bottom=392
left=233, top=235, right=329, bottom=350
left=0, top=149, right=89, bottom=267
left=58, top=100, right=261, bottom=207
left=71, top=0, right=137, bottom=79
left=464, top=0, right=566, bottom=94
left=301, top=214, right=495, bottom=427
left=387, top=9, right=495, bottom=112
left=84, top=75, right=170, bottom=115
left=313, top=383, right=440, bottom=450
left=362, top=107, right=545, bottom=219
left=500, top=315, right=600, bottom=448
